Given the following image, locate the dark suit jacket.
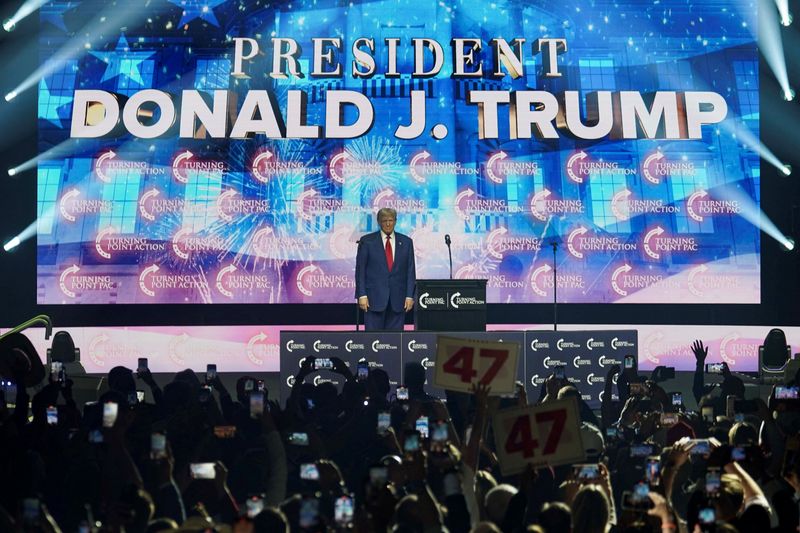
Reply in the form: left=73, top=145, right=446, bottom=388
left=355, top=231, right=416, bottom=313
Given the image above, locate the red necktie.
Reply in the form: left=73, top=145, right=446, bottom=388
left=385, top=235, right=393, bottom=271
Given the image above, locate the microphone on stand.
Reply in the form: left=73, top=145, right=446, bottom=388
left=445, top=234, right=452, bottom=279
left=355, top=237, right=363, bottom=331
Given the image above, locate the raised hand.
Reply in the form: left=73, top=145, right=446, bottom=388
left=299, top=356, right=316, bottom=376
left=331, top=356, right=351, bottom=378
left=647, top=491, right=673, bottom=524
left=471, top=382, right=492, bottom=415
left=691, top=340, right=708, bottom=364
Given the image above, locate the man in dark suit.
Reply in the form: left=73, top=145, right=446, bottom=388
left=355, top=207, right=416, bottom=331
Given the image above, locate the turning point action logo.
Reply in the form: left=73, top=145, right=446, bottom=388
left=171, top=150, right=225, bottom=184
left=251, top=226, right=320, bottom=258
left=566, top=151, right=634, bottom=184
left=94, top=150, right=164, bottom=183
left=409, top=151, right=477, bottom=184
left=611, top=188, right=679, bottom=221
left=295, top=264, right=354, bottom=297
left=610, top=264, right=679, bottom=297
left=138, top=264, right=206, bottom=298
left=718, top=332, right=756, bottom=366
left=95, top=226, right=165, bottom=259
left=567, top=226, right=637, bottom=259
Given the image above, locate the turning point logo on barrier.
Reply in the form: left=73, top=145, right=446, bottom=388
left=247, top=331, right=276, bottom=365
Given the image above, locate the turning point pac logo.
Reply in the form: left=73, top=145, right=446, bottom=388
left=485, top=227, right=541, bottom=259
left=215, top=264, right=273, bottom=298
left=59, top=188, right=112, bottom=222
left=172, top=228, right=226, bottom=260
left=642, top=226, right=697, bottom=260
left=641, top=151, right=696, bottom=185
left=59, top=264, right=116, bottom=298
left=485, top=151, right=538, bottom=184
left=529, top=188, right=583, bottom=221
left=216, top=189, right=270, bottom=222
left=328, top=150, right=381, bottom=184
left=686, top=190, right=740, bottom=223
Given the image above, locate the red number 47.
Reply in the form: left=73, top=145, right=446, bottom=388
left=504, top=409, right=567, bottom=459
left=442, top=347, right=509, bottom=385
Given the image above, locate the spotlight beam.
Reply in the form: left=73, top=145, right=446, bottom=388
left=717, top=183, right=795, bottom=250
left=759, top=0, right=794, bottom=101
left=775, top=0, right=792, bottom=25
left=3, top=218, right=39, bottom=252
left=4, top=3, right=163, bottom=102
left=4, top=0, right=48, bottom=32
left=7, top=137, right=83, bottom=176
left=718, top=118, right=791, bottom=177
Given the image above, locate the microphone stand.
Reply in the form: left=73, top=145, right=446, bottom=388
left=355, top=239, right=362, bottom=331
left=552, top=240, right=558, bottom=331
left=447, top=241, right=453, bottom=279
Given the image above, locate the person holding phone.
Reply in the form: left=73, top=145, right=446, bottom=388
left=691, top=340, right=746, bottom=410
left=134, top=359, right=164, bottom=406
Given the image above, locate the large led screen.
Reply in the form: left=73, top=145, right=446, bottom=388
left=37, top=0, right=760, bottom=304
